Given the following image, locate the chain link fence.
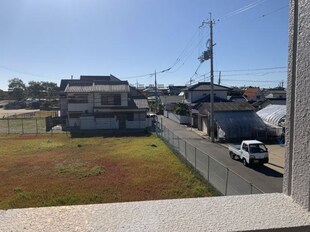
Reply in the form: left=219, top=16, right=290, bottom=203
left=157, top=122, right=264, bottom=196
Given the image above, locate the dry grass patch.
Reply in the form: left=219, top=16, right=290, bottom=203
left=0, top=133, right=213, bottom=209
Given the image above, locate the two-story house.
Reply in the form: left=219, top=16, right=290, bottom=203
left=182, top=82, right=230, bottom=103
left=59, top=75, right=149, bottom=130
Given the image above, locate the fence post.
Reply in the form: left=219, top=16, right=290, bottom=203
left=225, top=168, right=229, bottom=196
left=36, top=118, right=38, bottom=134
left=207, top=155, right=210, bottom=181
left=194, top=147, right=197, bottom=169
left=7, top=118, right=10, bottom=134
left=21, top=119, right=24, bottom=134
left=168, top=129, right=170, bottom=143
left=185, top=141, right=187, bottom=159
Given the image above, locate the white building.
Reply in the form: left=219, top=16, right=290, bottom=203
left=60, top=75, right=149, bottom=130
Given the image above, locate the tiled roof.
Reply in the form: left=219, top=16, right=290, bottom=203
left=243, top=88, right=261, bottom=97
left=132, top=98, right=149, bottom=109
left=186, top=82, right=230, bottom=91
left=196, top=102, right=254, bottom=115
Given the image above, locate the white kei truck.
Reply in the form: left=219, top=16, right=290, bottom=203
left=228, top=140, right=269, bottom=166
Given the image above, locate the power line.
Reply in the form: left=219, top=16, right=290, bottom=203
left=219, top=70, right=287, bottom=77
left=220, top=0, right=267, bottom=20
left=0, top=64, right=52, bottom=79
left=216, top=66, right=287, bottom=73
left=260, top=5, right=289, bottom=18
left=221, top=79, right=285, bottom=83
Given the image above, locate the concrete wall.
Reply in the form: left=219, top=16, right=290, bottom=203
left=164, top=111, right=191, bottom=124
left=284, top=0, right=310, bottom=211
left=80, top=116, right=118, bottom=130
left=126, top=120, right=147, bottom=129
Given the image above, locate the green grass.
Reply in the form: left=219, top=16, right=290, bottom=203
left=0, top=133, right=215, bottom=209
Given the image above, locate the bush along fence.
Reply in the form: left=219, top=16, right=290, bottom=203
left=156, top=122, right=264, bottom=196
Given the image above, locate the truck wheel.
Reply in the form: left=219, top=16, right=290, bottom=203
left=229, top=152, right=235, bottom=159
left=242, top=158, right=248, bottom=166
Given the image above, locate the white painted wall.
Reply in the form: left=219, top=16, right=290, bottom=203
left=202, top=118, right=208, bottom=134
left=80, top=116, right=119, bottom=129
left=126, top=121, right=147, bottom=129
left=164, top=111, right=190, bottom=124
left=96, top=118, right=118, bottom=129
left=68, top=118, right=80, bottom=127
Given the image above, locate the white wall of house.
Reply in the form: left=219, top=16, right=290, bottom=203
left=127, top=112, right=147, bottom=129
left=202, top=118, right=209, bottom=134
left=80, top=116, right=119, bottom=130
left=126, top=120, right=147, bottom=129
left=96, top=118, right=118, bottom=129
left=188, top=91, right=227, bottom=103
left=67, top=93, right=94, bottom=113
left=164, top=111, right=191, bottom=124
left=68, top=118, right=80, bottom=127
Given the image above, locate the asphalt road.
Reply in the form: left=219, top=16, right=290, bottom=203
left=158, top=116, right=283, bottom=193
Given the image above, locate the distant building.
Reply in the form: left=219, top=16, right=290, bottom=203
left=168, top=85, right=186, bottom=96
left=243, top=87, right=264, bottom=103
left=182, top=82, right=230, bottom=103
left=59, top=75, right=149, bottom=131
left=194, top=102, right=267, bottom=142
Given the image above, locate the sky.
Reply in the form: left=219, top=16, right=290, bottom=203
left=0, top=0, right=289, bottom=90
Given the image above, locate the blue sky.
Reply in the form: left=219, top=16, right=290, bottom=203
left=0, top=0, right=289, bottom=90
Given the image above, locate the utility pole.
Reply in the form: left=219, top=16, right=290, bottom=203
left=209, top=13, right=215, bottom=143
left=218, top=71, right=221, bottom=85
left=198, top=14, right=215, bottom=142
left=154, top=70, right=158, bottom=113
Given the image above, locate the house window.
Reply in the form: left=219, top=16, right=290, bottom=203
left=101, top=94, right=121, bottom=105
left=68, top=94, right=88, bottom=103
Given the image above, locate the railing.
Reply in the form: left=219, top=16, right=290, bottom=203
left=157, top=122, right=264, bottom=196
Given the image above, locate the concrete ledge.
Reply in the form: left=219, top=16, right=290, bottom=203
left=0, top=193, right=309, bottom=231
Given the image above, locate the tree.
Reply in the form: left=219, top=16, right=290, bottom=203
left=27, top=81, right=59, bottom=100
left=174, top=103, right=189, bottom=116
left=8, top=78, right=26, bottom=100
left=28, top=81, right=44, bottom=99
left=41, top=81, right=59, bottom=99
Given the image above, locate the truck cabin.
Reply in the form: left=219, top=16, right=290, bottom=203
left=242, top=141, right=268, bottom=154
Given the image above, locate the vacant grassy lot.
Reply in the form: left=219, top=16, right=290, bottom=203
left=0, top=133, right=213, bottom=209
